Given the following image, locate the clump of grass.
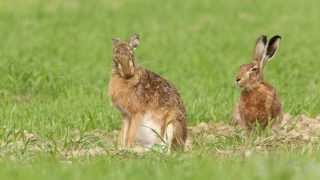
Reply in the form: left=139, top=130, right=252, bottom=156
left=188, top=113, right=320, bottom=156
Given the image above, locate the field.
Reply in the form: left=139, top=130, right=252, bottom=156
left=1, top=0, right=320, bottom=179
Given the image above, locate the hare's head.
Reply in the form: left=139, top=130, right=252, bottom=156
left=236, top=35, right=281, bottom=89
left=112, top=34, right=140, bottom=79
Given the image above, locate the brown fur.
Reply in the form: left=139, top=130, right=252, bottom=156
left=108, top=34, right=187, bottom=151
left=233, top=35, right=283, bottom=129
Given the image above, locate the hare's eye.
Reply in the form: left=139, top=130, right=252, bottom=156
left=251, top=67, right=258, bottom=72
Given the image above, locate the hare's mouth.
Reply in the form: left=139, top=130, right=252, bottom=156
left=236, top=81, right=248, bottom=89
left=122, top=73, right=135, bottom=79
left=235, top=78, right=243, bottom=88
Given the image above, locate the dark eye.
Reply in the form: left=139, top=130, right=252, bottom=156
left=251, top=67, right=258, bottom=72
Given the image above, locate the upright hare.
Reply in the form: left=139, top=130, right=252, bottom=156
left=233, top=35, right=283, bottom=129
left=108, top=34, right=187, bottom=151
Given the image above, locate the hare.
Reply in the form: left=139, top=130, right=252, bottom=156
left=233, top=35, right=283, bottom=129
left=108, top=34, right=187, bottom=152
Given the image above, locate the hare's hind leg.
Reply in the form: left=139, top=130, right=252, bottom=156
left=164, top=123, right=174, bottom=154
left=164, top=120, right=186, bottom=153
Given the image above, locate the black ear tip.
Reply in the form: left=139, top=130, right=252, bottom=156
left=273, top=35, right=282, bottom=40
left=257, top=35, right=268, bottom=44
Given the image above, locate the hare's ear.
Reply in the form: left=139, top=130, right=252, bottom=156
left=266, top=35, right=281, bottom=60
left=252, top=35, right=268, bottom=63
left=112, top=38, right=120, bottom=47
left=128, top=33, right=140, bottom=49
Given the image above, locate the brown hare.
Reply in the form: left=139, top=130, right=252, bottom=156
left=233, top=35, right=283, bottom=129
left=108, top=34, right=187, bottom=152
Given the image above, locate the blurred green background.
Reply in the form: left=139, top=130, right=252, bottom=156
left=1, top=0, right=319, bottom=136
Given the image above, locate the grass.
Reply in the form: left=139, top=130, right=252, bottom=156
left=2, top=153, right=320, bottom=180
left=1, top=0, right=320, bottom=179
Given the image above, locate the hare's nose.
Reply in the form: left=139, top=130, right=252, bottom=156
left=236, top=78, right=241, bottom=82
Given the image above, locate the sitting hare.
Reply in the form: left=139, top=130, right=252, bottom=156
left=233, top=35, right=283, bottom=129
left=108, top=34, right=187, bottom=151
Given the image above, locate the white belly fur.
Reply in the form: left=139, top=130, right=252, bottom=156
left=135, top=112, right=161, bottom=148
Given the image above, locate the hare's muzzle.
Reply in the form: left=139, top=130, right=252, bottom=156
left=235, top=77, right=241, bottom=84
left=235, top=77, right=244, bottom=88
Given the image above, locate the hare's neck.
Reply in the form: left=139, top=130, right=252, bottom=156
left=242, top=83, right=260, bottom=92
left=111, top=67, right=142, bottom=84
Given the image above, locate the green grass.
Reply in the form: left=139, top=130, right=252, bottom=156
left=1, top=152, right=320, bottom=180
left=1, top=0, right=320, bottom=179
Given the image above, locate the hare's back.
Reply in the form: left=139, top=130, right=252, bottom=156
left=260, top=82, right=282, bottom=118
left=137, top=69, right=184, bottom=108
left=261, top=82, right=282, bottom=114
